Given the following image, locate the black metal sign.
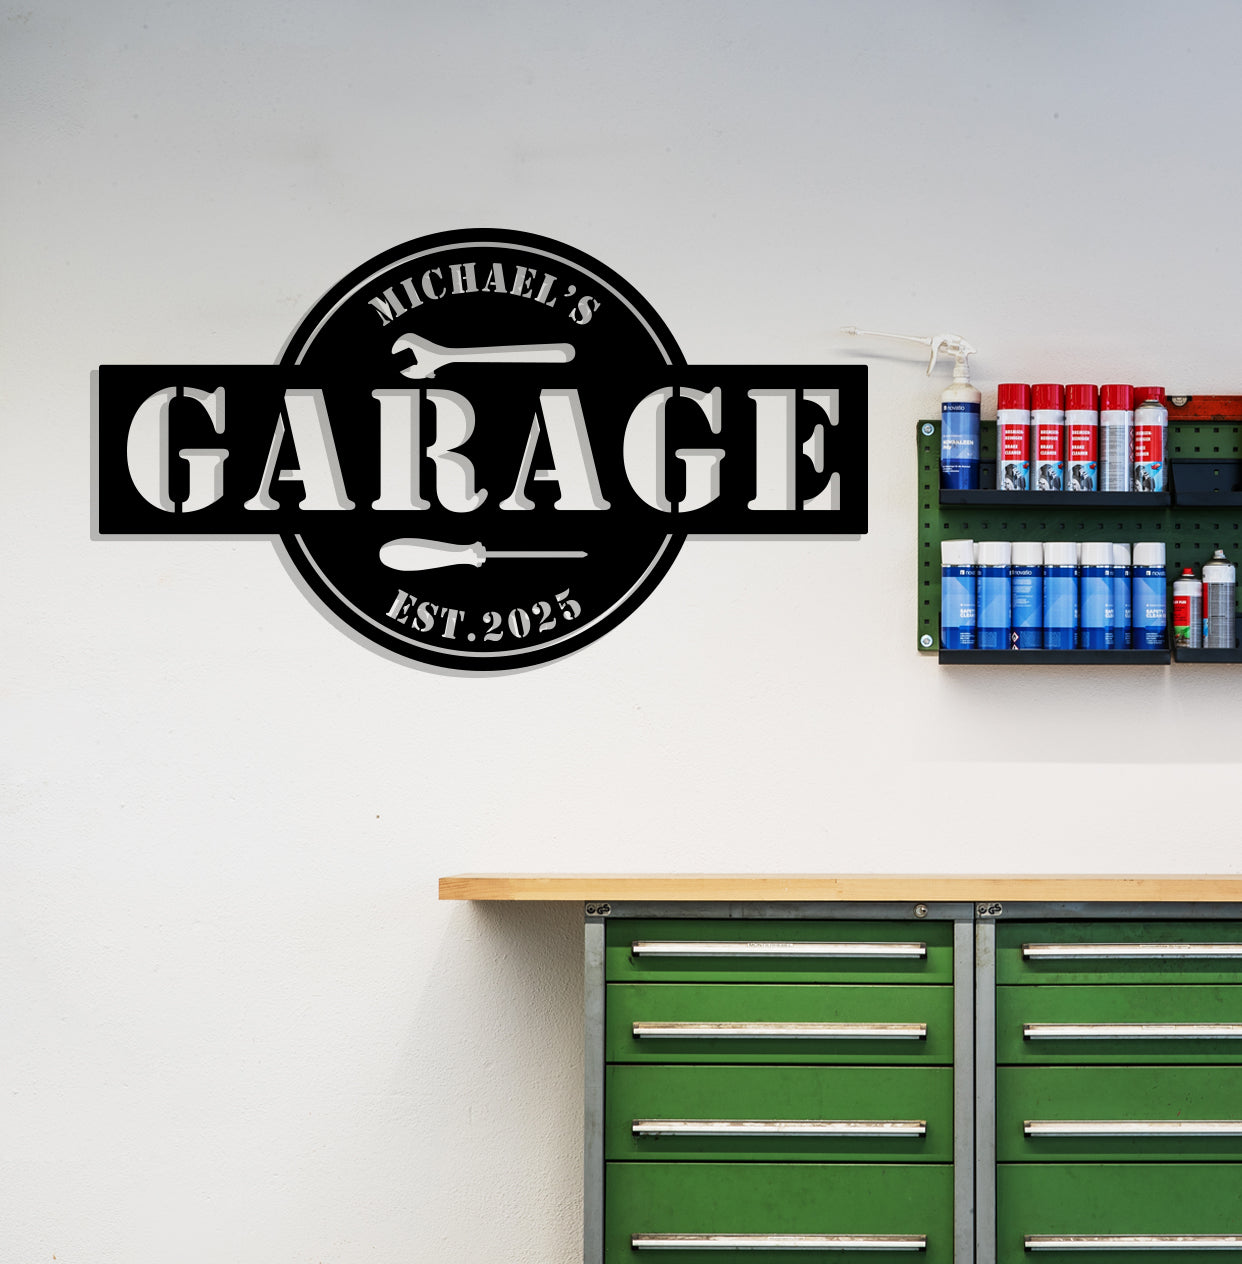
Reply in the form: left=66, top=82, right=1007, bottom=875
left=94, top=229, right=867, bottom=670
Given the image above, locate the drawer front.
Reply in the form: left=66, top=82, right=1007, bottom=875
left=607, top=1065, right=953, bottom=1162
left=607, top=919, right=953, bottom=984
left=996, top=985, right=1242, bottom=1065
left=607, top=1162, right=953, bottom=1264
left=997, top=1066, right=1242, bottom=1161
left=997, top=1164, right=1242, bottom=1264
left=607, top=983, right=954, bottom=1065
left=998, top=923, right=1242, bottom=986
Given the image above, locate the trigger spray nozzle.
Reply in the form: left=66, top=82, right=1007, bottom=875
left=842, top=326, right=977, bottom=382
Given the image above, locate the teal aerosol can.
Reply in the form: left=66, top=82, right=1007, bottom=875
left=843, top=327, right=979, bottom=488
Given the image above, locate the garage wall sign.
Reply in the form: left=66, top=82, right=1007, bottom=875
left=94, top=229, right=867, bottom=671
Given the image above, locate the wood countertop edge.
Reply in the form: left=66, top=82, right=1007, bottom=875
left=438, top=873, right=1242, bottom=902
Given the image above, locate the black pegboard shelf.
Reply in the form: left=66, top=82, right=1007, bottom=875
left=918, top=415, right=1242, bottom=660
left=939, top=649, right=1169, bottom=665
left=1173, top=646, right=1242, bottom=663
left=941, top=490, right=1171, bottom=508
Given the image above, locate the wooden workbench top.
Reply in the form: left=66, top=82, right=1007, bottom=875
left=438, top=874, right=1242, bottom=902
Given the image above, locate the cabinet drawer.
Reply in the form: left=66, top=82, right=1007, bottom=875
left=998, top=923, right=1242, bottom=986
left=997, top=1164, right=1242, bottom=1264
left=996, top=986, right=1242, bottom=1064
left=607, top=984, right=954, bottom=1065
left=607, top=1065, right=953, bottom=1162
left=607, top=1162, right=953, bottom=1264
left=607, top=920, right=953, bottom=984
left=997, top=1067, right=1242, bottom=1161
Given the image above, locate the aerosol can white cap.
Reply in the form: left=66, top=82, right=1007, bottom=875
left=1080, top=541, right=1113, bottom=566
left=1133, top=542, right=1166, bottom=566
left=1012, top=542, right=1043, bottom=567
left=977, top=541, right=1012, bottom=566
left=940, top=539, right=975, bottom=566
left=1113, top=542, right=1131, bottom=566
left=1044, top=541, right=1078, bottom=566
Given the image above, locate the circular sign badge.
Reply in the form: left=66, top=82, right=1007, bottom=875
left=278, top=229, right=686, bottom=671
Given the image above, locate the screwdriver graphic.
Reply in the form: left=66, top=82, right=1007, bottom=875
left=379, top=538, right=587, bottom=571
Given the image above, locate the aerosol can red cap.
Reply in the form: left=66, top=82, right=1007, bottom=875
left=1066, top=384, right=1098, bottom=410
left=1100, top=384, right=1134, bottom=410
left=1032, top=383, right=1064, bottom=410
left=997, top=383, right=1031, bottom=410
left=1134, top=386, right=1166, bottom=403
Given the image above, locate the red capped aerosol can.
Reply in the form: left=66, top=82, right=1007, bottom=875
left=1066, top=383, right=1099, bottom=492
left=1099, top=384, right=1134, bottom=491
left=996, top=382, right=1031, bottom=490
left=1132, top=386, right=1168, bottom=492
left=1032, top=383, right=1065, bottom=491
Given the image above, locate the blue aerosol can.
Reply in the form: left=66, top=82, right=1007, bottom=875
left=1112, top=542, right=1132, bottom=649
left=1043, top=541, right=1078, bottom=650
left=1010, top=542, right=1043, bottom=648
left=1079, top=541, right=1116, bottom=650
left=940, top=539, right=977, bottom=650
left=1131, top=542, right=1167, bottom=650
left=976, top=541, right=1012, bottom=650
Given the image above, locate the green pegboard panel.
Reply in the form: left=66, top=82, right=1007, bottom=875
left=1168, top=423, right=1242, bottom=459
left=917, top=417, right=1242, bottom=657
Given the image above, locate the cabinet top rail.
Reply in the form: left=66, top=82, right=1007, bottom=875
left=437, top=874, right=1242, bottom=902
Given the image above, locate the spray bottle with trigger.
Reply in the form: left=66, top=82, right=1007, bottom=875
left=843, top=327, right=981, bottom=489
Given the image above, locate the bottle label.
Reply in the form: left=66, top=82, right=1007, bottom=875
left=940, top=564, right=976, bottom=649
left=1066, top=413, right=1098, bottom=491
left=996, top=415, right=1030, bottom=490
left=1033, top=414, right=1065, bottom=489
left=1132, top=566, right=1166, bottom=648
left=941, top=402, right=980, bottom=489
left=1080, top=566, right=1116, bottom=648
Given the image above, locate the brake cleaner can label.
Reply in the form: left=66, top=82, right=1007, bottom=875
left=1132, top=394, right=1167, bottom=492
left=1066, top=384, right=1098, bottom=492
left=1032, top=384, right=1065, bottom=491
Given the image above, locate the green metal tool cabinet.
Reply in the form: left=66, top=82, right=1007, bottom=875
left=588, top=907, right=972, bottom=1263
left=982, top=908, right=1242, bottom=1264
left=438, top=876, right=1242, bottom=1264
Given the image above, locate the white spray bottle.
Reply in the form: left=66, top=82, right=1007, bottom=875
left=843, top=327, right=981, bottom=489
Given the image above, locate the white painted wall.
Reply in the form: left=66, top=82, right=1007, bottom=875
left=6, top=1, right=1242, bottom=1259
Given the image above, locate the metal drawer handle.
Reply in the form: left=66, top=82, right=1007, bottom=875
left=1025, top=1120, right=1242, bottom=1137
left=1024, top=943, right=1242, bottom=961
left=1025, top=1237, right=1242, bottom=1252
left=633, top=1234, right=927, bottom=1251
left=1024, top=1023, right=1242, bottom=1040
left=633, top=1119, right=927, bottom=1137
left=633, top=940, right=927, bottom=960
left=633, top=1022, right=928, bottom=1040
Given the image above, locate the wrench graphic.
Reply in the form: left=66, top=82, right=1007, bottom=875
left=392, top=331, right=575, bottom=380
